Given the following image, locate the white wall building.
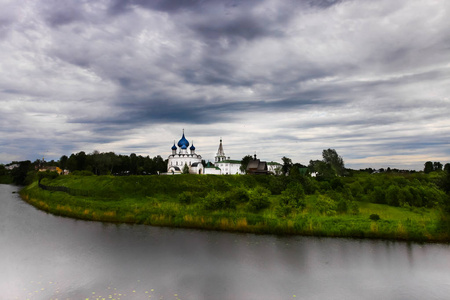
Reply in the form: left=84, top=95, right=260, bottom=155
left=167, top=131, right=204, bottom=174
left=167, top=133, right=281, bottom=176
left=209, top=139, right=245, bottom=175
left=203, top=162, right=222, bottom=175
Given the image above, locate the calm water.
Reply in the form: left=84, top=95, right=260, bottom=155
left=1, top=184, right=450, bottom=300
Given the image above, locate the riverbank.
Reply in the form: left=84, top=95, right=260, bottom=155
left=20, top=174, right=450, bottom=242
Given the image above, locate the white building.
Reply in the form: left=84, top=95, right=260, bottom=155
left=205, top=139, right=245, bottom=175
left=167, top=133, right=281, bottom=176
left=167, top=131, right=204, bottom=174
left=203, top=162, right=222, bottom=175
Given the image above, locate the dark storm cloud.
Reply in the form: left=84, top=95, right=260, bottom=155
left=69, top=95, right=336, bottom=128
left=190, top=13, right=287, bottom=46
left=108, top=0, right=259, bottom=15
left=1, top=0, right=449, bottom=169
left=36, top=0, right=93, bottom=27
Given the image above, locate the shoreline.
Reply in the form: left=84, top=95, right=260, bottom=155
left=19, top=181, right=450, bottom=243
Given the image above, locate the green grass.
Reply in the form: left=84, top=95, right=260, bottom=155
left=20, top=175, right=450, bottom=242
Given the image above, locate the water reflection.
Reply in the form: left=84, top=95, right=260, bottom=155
left=1, top=184, right=450, bottom=300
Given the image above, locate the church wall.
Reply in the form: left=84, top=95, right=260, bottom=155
left=216, top=162, right=244, bottom=175
left=204, top=168, right=221, bottom=175
left=168, top=155, right=202, bottom=168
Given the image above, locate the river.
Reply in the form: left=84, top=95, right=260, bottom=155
left=1, top=184, right=450, bottom=300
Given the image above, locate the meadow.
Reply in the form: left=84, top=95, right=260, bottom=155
left=20, top=172, right=450, bottom=242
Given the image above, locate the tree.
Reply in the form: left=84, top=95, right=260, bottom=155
left=182, top=163, right=190, bottom=174
left=445, top=163, right=450, bottom=173
left=130, top=153, right=138, bottom=175
left=424, top=161, right=433, bottom=173
left=281, top=156, right=293, bottom=176
left=443, top=164, right=450, bottom=194
left=153, top=155, right=167, bottom=174
left=322, top=149, right=345, bottom=176
left=308, top=159, right=335, bottom=180
left=433, top=162, right=443, bottom=171
left=59, top=155, right=68, bottom=170
left=0, top=164, right=7, bottom=176
left=77, top=151, right=88, bottom=171
left=240, top=155, right=253, bottom=173
left=11, top=160, right=32, bottom=185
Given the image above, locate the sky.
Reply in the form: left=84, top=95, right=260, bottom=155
left=1, top=0, right=449, bottom=170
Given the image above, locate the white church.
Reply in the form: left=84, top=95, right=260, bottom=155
left=167, top=130, right=204, bottom=174
left=167, top=131, right=281, bottom=175
left=204, top=138, right=244, bottom=175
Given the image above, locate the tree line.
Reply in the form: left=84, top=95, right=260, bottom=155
left=0, top=151, right=168, bottom=185
left=60, top=151, right=168, bottom=175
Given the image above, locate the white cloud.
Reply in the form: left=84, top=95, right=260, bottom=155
left=0, top=0, right=449, bottom=170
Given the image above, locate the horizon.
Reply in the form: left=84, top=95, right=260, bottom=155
left=2, top=132, right=446, bottom=172
left=1, top=1, right=449, bottom=170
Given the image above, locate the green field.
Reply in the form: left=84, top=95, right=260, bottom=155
left=20, top=173, right=450, bottom=242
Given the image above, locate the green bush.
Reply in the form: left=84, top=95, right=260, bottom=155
left=349, top=201, right=360, bottom=215
left=313, top=194, right=337, bottom=216
left=280, top=182, right=306, bottom=209
left=275, top=203, right=292, bottom=218
left=202, top=190, right=235, bottom=210
left=247, top=187, right=271, bottom=212
left=226, top=187, right=249, bottom=203
left=369, top=214, right=380, bottom=221
left=336, top=199, right=348, bottom=213
left=178, top=191, right=194, bottom=204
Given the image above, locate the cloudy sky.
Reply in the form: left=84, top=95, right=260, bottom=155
left=1, top=0, right=449, bottom=170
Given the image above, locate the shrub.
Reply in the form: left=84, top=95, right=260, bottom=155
left=227, top=187, right=249, bottom=203
left=298, top=176, right=318, bottom=194
left=280, top=182, right=306, bottom=209
left=268, top=177, right=286, bottom=195
left=349, top=201, right=360, bottom=215
left=247, top=187, right=271, bottom=212
left=349, top=181, right=364, bottom=198
left=202, top=190, right=235, bottom=210
left=386, top=185, right=400, bottom=207
left=330, top=177, right=344, bottom=191
left=313, top=194, right=337, bottom=216
left=178, top=191, right=194, bottom=204
left=369, top=214, right=380, bottom=221
left=371, top=186, right=386, bottom=204
left=336, top=199, right=348, bottom=213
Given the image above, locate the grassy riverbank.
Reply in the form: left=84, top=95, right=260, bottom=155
left=20, top=174, right=450, bottom=242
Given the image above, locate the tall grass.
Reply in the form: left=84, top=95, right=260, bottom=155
left=20, top=175, right=450, bottom=242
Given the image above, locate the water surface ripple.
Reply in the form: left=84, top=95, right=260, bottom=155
left=1, top=184, right=450, bottom=299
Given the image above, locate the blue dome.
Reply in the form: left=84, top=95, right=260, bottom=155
left=181, top=144, right=187, bottom=150
left=171, top=143, right=177, bottom=151
left=190, top=143, right=195, bottom=151
left=177, top=132, right=189, bottom=148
